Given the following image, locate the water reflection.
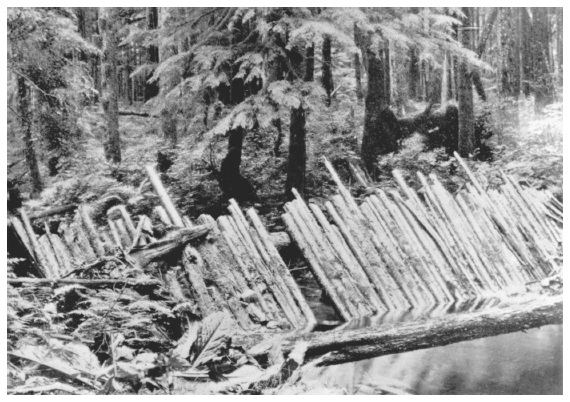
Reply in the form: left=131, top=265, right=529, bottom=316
left=303, top=325, right=562, bottom=395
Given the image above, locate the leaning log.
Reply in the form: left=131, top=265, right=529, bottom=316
left=243, top=294, right=562, bottom=366
left=145, top=164, right=185, bottom=227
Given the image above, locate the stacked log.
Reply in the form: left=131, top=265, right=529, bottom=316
left=282, top=156, right=561, bottom=320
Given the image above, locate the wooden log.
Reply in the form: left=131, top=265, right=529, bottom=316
left=227, top=202, right=300, bottom=327
left=244, top=294, right=562, bottom=366
left=393, top=191, right=471, bottom=300
left=59, top=222, right=89, bottom=263
left=19, top=210, right=52, bottom=278
left=289, top=197, right=372, bottom=317
left=130, top=215, right=149, bottom=248
left=415, top=174, right=489, bottom=296
left=458, top=191, right=528, bottom=286
left=10, top=217, right=34, bottom=261
left=128, top=224, right=212, bottom=267
left=429, top=175, right=504, bottom=292
left=195, top=214, right=259, bottom=331
left=114, top=218, right=132, bottom=249
left=78, top=206, right=106, bottom=257
left=367, top=195, right=443, bottom=304
left=217, top=215, right=276, bottom=321
left=38, top=235, right=61, bottom=278
left=29, top=204, right=77, bottom=220
left=107, top=219, right=123, bottom=248
left=372, top=191, right=454, bottom=303
left=47, top=234, right=73, bottom=276
left=145, top=164, right=184, bottom=227
left=223, top=212, right=285, bottom=324
left=109, top=205, right=137, bottom=239
left=360, top=200, right=434, bottom=307
left=181, top=245, right=218, bottom=317
left=282, top=212, right=352, bottom=322
left=329, top=194, right=411, bottom=310
left=348, top=162, right=370, bottom=187
left=456, top=153, right=537, bottom=273
left=8, top=277, right=162, bottom=288
left=308, top=203, right=386, bottom=313
left=455, top=193, right=526, bottom=291
left=502, top=174, right=552, bottom=244
left=487, top=189, right=549, bottom=278
left=154, top=206, right=173, bottom=226
left=247, top=207, right=317, bottom=328
left=287, top=200, right=366, bottom=317
left=183, top=215, right=193, bottom=228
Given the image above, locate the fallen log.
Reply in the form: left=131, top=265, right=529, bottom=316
left=128, top=224, right=212, bottom=267
left=29, top=204, right=77, bottom=220
left=242, top=294, right=562, bottom=367
left=7, top=278, right=162, bottom=288
left=119, top=110, right=156, bottom=118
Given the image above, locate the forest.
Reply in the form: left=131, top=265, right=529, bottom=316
left=7, top=7, right=563, bottom=395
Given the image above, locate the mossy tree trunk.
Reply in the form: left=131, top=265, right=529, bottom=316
left=304, top=42, right=314, bottom=82
left=99, top=8, right=121, bottom=163
left=219, top=127, right=258, bottom=202
left=457, top=8, right=475, bottom=157
left=285, top=104, right=307, bottom=200
left=17, top=77, right=43, bottom=197
left=354, top=23, right=364, bottom=100
left=361, top=40, right=395, bottom=175
left=322, top=35, right=334, bottom=106
left=285, top=46, right=308, bottom=200
left=532, top=7, right=555, bottom=111
left=144, top=7, right=160, bottom=102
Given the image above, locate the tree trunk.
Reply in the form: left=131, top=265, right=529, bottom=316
left=322, top=35, right=334, bottom=106
left=361, top=43, right=394, bottom=175
left=219, top=127, right=259, bottom=202
left=285, top=104, right=307, bottom=200
left=521, top=8, right=533, bottom=96
left=17, top=77, right=43, bottom=197
left=160, top=104, right=178, bottom=146
left=384, top=41, right=392, bottom=105
left=556, top=8, right=562, bottom=85
left=304, top=42, right=314, bottom=82
left=457, top=8, right=475, bottom=157
left=144, top=7, right=160, bottom=101
left=428, top=62, right=442, bottom=104
left=354, top=24, right=363, bottom=100
left=532, top=7, right=555, bottom=111
left=99, top=8, right=121, bottom=163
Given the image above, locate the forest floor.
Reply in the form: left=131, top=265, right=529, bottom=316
left=7, top=98, right=563, bottom=395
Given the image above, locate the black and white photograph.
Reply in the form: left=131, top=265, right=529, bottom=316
left=6, top=4, right=563, bottom=395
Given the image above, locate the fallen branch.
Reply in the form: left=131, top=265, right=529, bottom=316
left=7, top=278, right=162, bottom=288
